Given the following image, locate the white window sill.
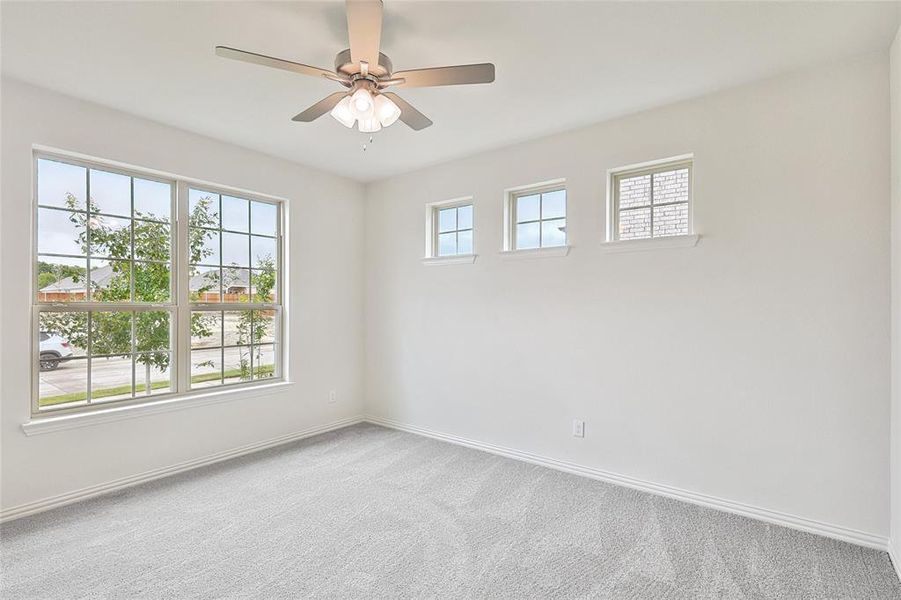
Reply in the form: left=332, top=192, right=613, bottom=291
left=600, top=234, right=700, bottom=254
left=21, top=381, right=295, bottom=436
left=421, top=254, right=477, bottom=266
left=500, top=246, right=571, bottom=260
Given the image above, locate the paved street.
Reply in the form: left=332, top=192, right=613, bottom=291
left=39, top=312, right=277, bottom=401
left=39, top=344, right=274, bottom=401
left=39, top=356, right=166, bottom=400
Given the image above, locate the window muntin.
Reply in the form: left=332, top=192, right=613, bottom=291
left=33, top=153, right=283, bottom=415
left=425, top=198, right=474, bottom=259
left=188, top=187, right=280, bottom=389
left=612, top=160, right=691, bottom=241
left=511, top=186, right=566, bottom=249
left=187, top=186, right=280, bottom=391
left=189, top=309, right=279, bottom=389
left=435, top=204, right=473, bottom=257
left=188, top=189, right=279, bottom=303
left=37, top=308, right=175, bottom=410
left=36, top=157, right=173, bottom=304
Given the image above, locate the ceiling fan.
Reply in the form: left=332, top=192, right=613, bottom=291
left=216, top=0, right=495, bottom=133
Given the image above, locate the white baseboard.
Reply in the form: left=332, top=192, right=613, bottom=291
left=0, top=415, right=364, bottom=523
left=364, top=415, right=890, bottom=552
left=3, top=413, right=891, bottom=555
left=891, top=545, right=901, bottom=584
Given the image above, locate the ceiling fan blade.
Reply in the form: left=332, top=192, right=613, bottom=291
left=392, top=63, right=495, bottom=88
left=382, top=93, right=433, bottom=131
left=346, top=0, right=383, bottom=66
left=292, top=92, right=348, bottom=122
left=216, top=46, right=334, bottom=79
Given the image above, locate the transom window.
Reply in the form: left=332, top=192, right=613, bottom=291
left=611, top=159, right=692, bottom=240
left=510, top=185, right=566, bottom=250
left=33, top=153, right=283, bottom=415
left=436, top=204, right=473, bottom=256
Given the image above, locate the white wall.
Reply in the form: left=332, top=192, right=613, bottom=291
left=2, top=48, right=895, bottom=548
left=890, top=25, right=901, bottom=566
left=0, top=79, right=365, bottom=512
left=364, top=53, right=892, bottom=539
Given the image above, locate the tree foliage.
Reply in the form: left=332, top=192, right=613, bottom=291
left=37, top=259, right=87, bottom=290
left=42, top=190, right=277, bottom=390
left=41, top=192, right=180, bottom=376
left=37, top=272, right=57, bottom=289
left=236, top=257, right=277, bottom=380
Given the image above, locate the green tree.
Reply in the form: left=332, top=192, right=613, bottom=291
left=37, top=272, right=57, bottom=289
left=44, top=191, right=217, bottom=396
left=36, top=260, right=87, bottom=292
left=234, top=257, right=276, bottom=380
left=44, top=189, right=276, bottom=392
left=187, top=195, right=218, bottom=343
left=41, top=311, right=88, bottom=351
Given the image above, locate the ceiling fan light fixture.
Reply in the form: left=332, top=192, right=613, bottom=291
left=350, top=88, right=374, bottom=118
left=217, top=1, right=495, bottom=132
left=357, top=117, right=382, bottom=133
left=374, top=93, right=401, bottom=127
left=330, top=95, right=356, bottom=128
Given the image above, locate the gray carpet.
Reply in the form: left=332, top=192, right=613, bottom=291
left=1, top=423, right=899, bottom=599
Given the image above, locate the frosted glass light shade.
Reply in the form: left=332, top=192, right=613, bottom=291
left=350, top=89, right=374, bottom=119
left=374, top=94, right=401, bottom=127
left=357, top=117, right=382, bottom=133
left=330, top=96, right=355, bottom=128
left=332, top=89, right=401, bottom=131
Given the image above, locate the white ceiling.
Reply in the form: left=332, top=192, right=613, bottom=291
left=2, top=1, right=899, bottom=182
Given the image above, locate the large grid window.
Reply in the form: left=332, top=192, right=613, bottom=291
left=435, top=203, right=473, bottom=257
left=612, top=160, right=692, bottom=240
left=33, top=154, right=283, bottom=415
left=510, top=186, right=566, bottom=250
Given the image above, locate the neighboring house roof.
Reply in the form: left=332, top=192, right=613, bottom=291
left=40, top=265, right=253, bottom=292
left=189, top=269, right=218, bottom=292
left=191, top=267, right=254, bottom=291
left=40, top=265, right=113, bottom=292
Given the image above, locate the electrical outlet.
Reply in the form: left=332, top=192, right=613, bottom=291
left=328, top=390, right=337, bottom=403
left=572, top=419, right=585, bottom=438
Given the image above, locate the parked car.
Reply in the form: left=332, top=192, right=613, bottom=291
left=39, top=332, right=73, bottom=371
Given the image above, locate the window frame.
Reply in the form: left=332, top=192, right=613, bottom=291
left=424, top=196, right=475, bottom=259
left=504, top=180, right=568, bottom=251
left=31, top=149, right=285, bottom=417
left=608, top=156, right=693, bottom=242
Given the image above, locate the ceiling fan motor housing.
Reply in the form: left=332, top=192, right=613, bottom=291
left=335, top=48, right=393, bottom=78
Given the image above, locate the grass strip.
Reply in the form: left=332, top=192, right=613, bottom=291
left=39, top=365, right=274, bottom=407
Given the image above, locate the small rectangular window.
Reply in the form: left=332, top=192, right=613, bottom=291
left=426, top=198, right=474, bottom=258
left=611, top=159, right=692, bottom=241
left=507, top=184, right=566, bottom=250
